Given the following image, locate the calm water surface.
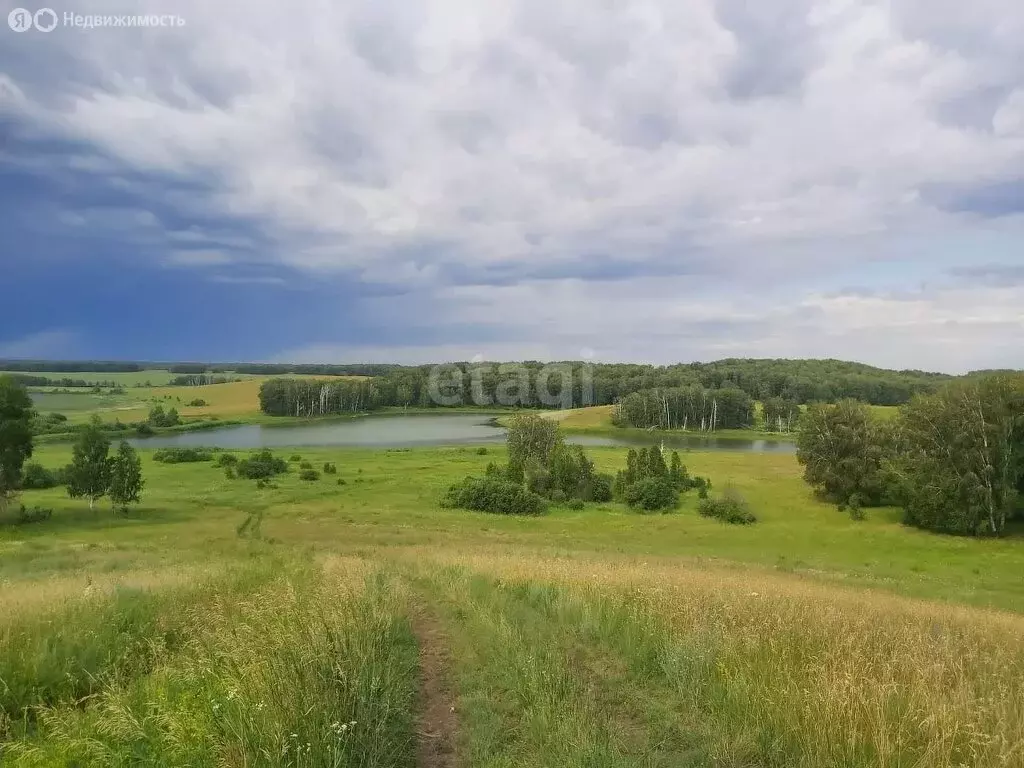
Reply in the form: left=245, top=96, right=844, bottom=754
left=130, top=413, right=796, bottom=454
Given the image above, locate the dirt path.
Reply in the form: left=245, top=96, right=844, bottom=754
left=412, top=611, right=459, bottom=768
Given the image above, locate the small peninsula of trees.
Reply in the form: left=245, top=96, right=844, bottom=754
left=797, top=374, right=1024, bottom=535
left=613, top=387, right=755, bottom=431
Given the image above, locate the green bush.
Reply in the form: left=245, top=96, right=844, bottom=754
left=581, top=472, right=614, bottom=502
left=289, top=455, right=303, bottom=462
left=186, top=398, right=208, bottom=407
left=21, top=462, right=61, bottom=490
left=300, top=469, right=321, bottom=481
left=153, top=447, right=214, bottom=464
left=214, top=453, right=238, bottom=467
left=323, top=462, right=337, bottom=475
left=624, top=477, right=679, bottom=512
left=566, top=498, right=585, bottom=511
left=698, top=488, right=756, bottom=525
left=476, top=447, right=489, bottom=455
left=16, top=505, right=53, bottom=524
left=442, top=476, right=547, bottom=516
left=255, top=478, right=278, bottom=490
left=236, top=450, right=289, bottom=480
left=337, top=478, right=347, bottom=486
left=299, top=461, right=314, bottom=470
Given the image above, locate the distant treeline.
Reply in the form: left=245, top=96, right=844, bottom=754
left=7, top=374, right=124, bottom=389
left=258, top=359, right=954, bottom=418
left=6, top=357, right=959, bottom=406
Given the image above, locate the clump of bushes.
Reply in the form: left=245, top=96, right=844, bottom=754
left=698, top=487, right=756, bottom=525
left=214, top=453, right=238, bottom=468
left=300, top=469, right=321, bottom=481
left=255, top=478, right=278, bottom=490
left=147, top=405, right=180, bottom=428
left=299, top=461, right=314, bottom=470
left=15, top=505, right=53, bottom=524
left=612, top=447, right=711, bottom=512
left=323, top=462, right=337, bottom=475
left=153, top=447, right=214, bottom=464
left=442, top=476, right=547, bottom=516
left=21, top=462, right=65, bottom=490
left=476, top=447, right=489, bottom=455
left=236, top=450, right=289, bottom=480
left=289, top=454, right=303, bottom=462
left=336, top=478, right=347, bottom=486
left=624, top=477, right=680, bottom=512
left=187, top=399, right=208, bottom=407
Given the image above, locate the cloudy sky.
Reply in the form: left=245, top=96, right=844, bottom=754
left=1, top=0, right=1022, bottom=372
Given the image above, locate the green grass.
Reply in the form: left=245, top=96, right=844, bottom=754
left=1, top=562, right=418, bottom=766
left=3, top=443, right=1024, bottom=766
left=5, top=444, right=1023, bottom=609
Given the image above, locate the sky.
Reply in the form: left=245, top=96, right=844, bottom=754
left=0, top=0, right=1022, bottom=373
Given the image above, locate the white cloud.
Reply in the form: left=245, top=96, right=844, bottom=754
left=2, top=0, right=1022, bottom=369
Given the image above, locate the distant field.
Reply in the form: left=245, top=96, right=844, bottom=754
left=28, top=375, right=371, bottom=427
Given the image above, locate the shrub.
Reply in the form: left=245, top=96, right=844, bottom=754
left=16, top=505, right=53, bottom=524
left=236, top=450, right=289, bottom=480
left=337, top=478, right=347, bottom=486
left=566, top=498, right=585, bottom=511
left=153, top=447, right=214, bottom=464
left=323, top=462, right=337, bottom=474
left=299, top=461, right=314, bottom=470
left=698, top=488, right=756, bottom=525
left=442, top=476, right=547, bottom=516
left=134, top=423, right=155, bottom=437
left=624, top=477, right=679, bottom=512
left=215, top=453, right=238, bottom=467
left=21, top=462, right=60, bottom=490
left=187, top=399, right=208, bottom=407
left=224, top=466, right=237, bottom=479
left=289, top=455, right=303, bottom=462
left=300, top=469, right=320, bottom=481
left=581, top=472, right=614, bottom=503
left=476, top=446, right=489, bottom=455
left=255, top=478, right=278, bottom=490
left=549, top=488, right=567, bottom=504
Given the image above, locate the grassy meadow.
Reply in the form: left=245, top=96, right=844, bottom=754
left=2, top=438, right=1024, bottom=766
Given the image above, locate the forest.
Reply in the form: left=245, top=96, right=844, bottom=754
left=256, top=358, right=954, bottom=417
left=6, top=358, right=951, bottom=406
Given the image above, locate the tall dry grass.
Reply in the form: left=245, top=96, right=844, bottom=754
left=409, top=550, right=1024, bottom=767
left=2, top=560, right=418, bottom=767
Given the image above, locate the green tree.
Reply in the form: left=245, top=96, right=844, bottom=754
left=506, top=414, right=563, bottom=478
left=796, top=399, right=885, bottom=506
left=0, top=375, right=35, bottom=515
left=890, top=375, right=1024, bottom=536
left=67, top=418, right=112, bottom=512
left=625, top=449, right=640, bottom=485
left=109, top=441, right=144, bottom=514
left=647, top=445, right=668, bottom=478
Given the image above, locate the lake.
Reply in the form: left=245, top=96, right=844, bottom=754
left=130, top=413, right=796, bottom=453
